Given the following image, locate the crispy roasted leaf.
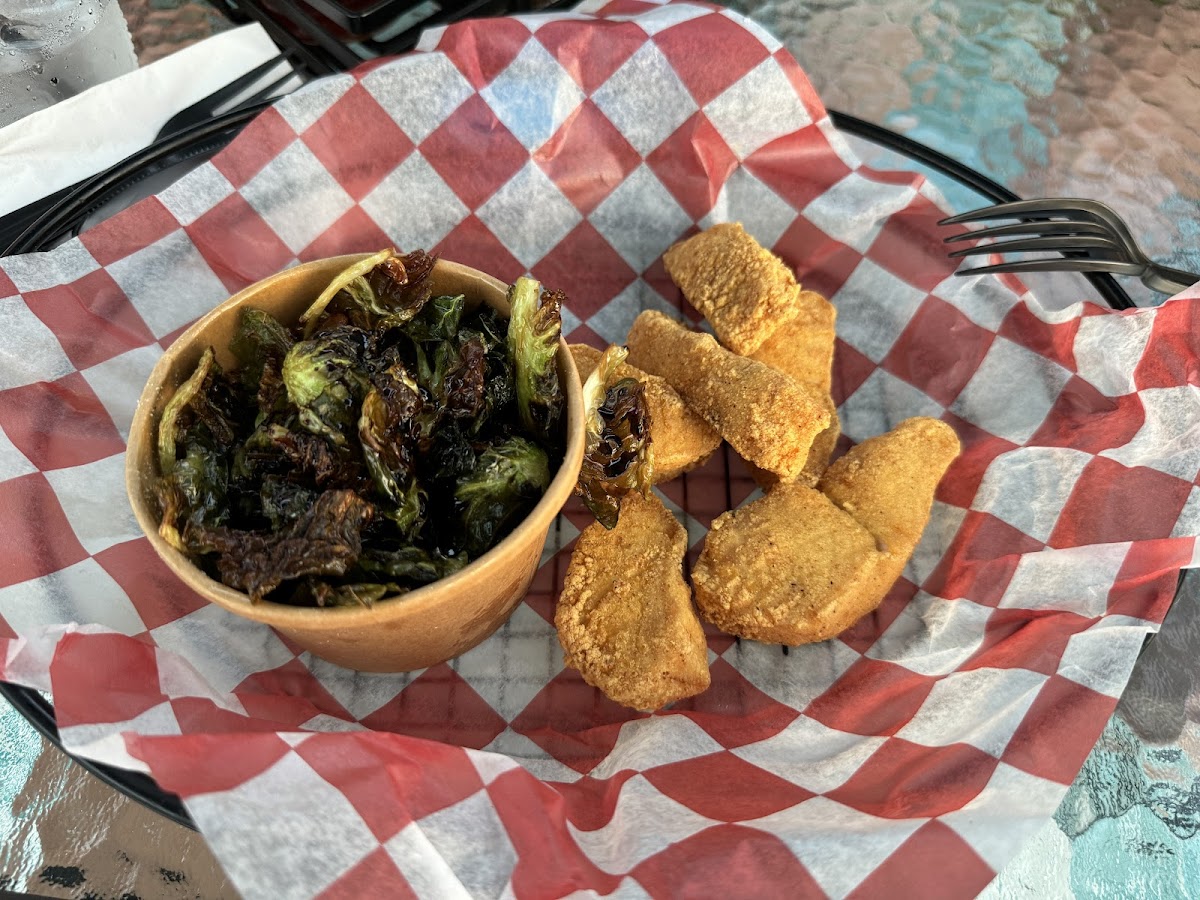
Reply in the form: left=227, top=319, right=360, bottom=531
left=187, top=489, right=374, bottom=601
left=507, top=277, right=564, bottom=444
left=443, top=336, right=487, bottom=419
left=357, top=545, right=468, bottom=585
left=259, top=476, right=319, bottom=530
left=382, top=478, right=426, bottom=536
left=576, top=345, right=654, bottom=529
left=231, top=307, right=294, bottom=388
left=424, top=424, right=476, bottom=483
left=358, top=359, right=433, bottom=538
left=156, top=478, right=188, bottom=552
left=454, top=435, right=550, bottom=557
left=159, top=347, right=216, bottom=474
left=359, top=385, right=417, bottom=498
left=364, top=250, right=436, bottom=327
left=404, top=294, right=464, bottom=342
left=255, top=356, right=289, bottom=425
left=173, top=441, right=230, bottom=526
left=299, top=248, right=393, bottom=335
left=282, top=326, right=372, bottom=445
left=303, top=249, right=439, bottom=336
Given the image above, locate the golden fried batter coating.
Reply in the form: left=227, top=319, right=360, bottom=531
left=662, top=222, right=801, bottom=356
left=570, top=344, right=721, bottom=482
left=748, top=290, right=838, bottom=395
left=818, top=416, right=960, bottom=557
left=747, top=399, right=840, bottom=490
left=694, top=417, right=960, bottom=645
left=625, top=311, right=829, bottom=480
left=557, top=492, right=710, bottom=710
left=693, top=483, right=890, bottom=645
left=738, top=289, right=840, bottom=485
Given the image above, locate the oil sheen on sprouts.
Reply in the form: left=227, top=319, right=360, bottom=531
left=156, top=250, right=565, bottom=606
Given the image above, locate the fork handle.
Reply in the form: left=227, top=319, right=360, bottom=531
left=1145, top=264, right=1199, bottom=295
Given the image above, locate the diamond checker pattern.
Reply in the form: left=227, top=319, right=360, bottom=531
left=0, top=1, right=1197, bottom=898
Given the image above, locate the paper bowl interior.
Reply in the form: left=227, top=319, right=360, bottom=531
left=125, top=255, right=586, bottom=673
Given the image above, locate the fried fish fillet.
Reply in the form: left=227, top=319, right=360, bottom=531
left=750, top=288, right=841, bottom=483
left=748, top=289, right=838, bottom=395
left=693, top=483, right=889, bottom=644
left=746, top=395, right=840, bottom=489
left=625, top=311, right=829, bottom=480
left=570, top=344, right=721, bottom=482
left=693, top=417, right=960, bottom=644
left=662, top=222, right=801, bottom=356
left=557, top=491, right=710, bottom=710
left=818, top=417, right=961, bottom=557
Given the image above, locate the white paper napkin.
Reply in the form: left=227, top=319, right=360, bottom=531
left=0, top=22, right=282, bottom=218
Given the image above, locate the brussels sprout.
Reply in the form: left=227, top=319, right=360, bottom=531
left=507, top=276, right=564, bottom=445
left=454, top=436, right=550, bottom=557
left=300, top=249, right=438, bottom=336
left=230, top=307, right=294, bottom=388
left=576, top=345, right=654, bottom=529
left=187, top=489, right=374, bottom=602
left=404, top=293, right=465, bottom=343
left=282, top=326, right=372, bottom=446
left=357, top=545, right=468, bottom=585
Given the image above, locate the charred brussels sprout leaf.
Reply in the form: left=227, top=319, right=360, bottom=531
left=455, top=436, right=550, bottom=557
left=157, top=348, right=239, bottom=545
left=404, top=294, right=464, bottom=343
left=297, top=579, right=400, bottom=608
left=424, top=424, right=476, bottom=484
left=507, top=277, right=564, bottom=445
left=231, top=308, right=294, bottom=388
left=576, top=345, right=654, bottom=529
left=299, top=248, right=392, bottom=334
left=259, top=476, right=319, bottom=530
left=301, top=249, right=438, bottom=336
left=159, top=347, right=215, bottom=475
left=187, top=490, right=374, bottom=602
left=282, top=326, right=372, bottom=445
left=443, top=337, right=487, bottom=420
left=357, top=546, right=468, bottom=585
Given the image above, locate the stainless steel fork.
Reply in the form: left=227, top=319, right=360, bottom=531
left=939, top=198, right=1198, bottom=295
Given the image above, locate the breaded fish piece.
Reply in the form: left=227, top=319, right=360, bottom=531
left=571, top=344, right=721, bottom=482
left=693, top=483, right=889, bottom=644
left=740, top=289, right=840, bottom=486
left=557, top=492, right=710, bottom=710
left=818, top=417, right=960, bottom=557
left=748, top=290, right=838, bottom=395
left=747, top=396, right=840, bottom=490
left=693, top=417, right=960, bottom=645
left=662, top=222, right=801, bottom=356
left=626, top=311, right=829, bottom=480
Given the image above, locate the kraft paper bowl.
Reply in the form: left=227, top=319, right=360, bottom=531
left=126, top=255, right=585, bottom=673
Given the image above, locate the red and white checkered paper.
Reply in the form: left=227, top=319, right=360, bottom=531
left=2, top=1, right=1200, bottom=896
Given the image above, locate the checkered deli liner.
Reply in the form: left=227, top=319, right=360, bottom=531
left=2, top=1, right=1199, bottom=896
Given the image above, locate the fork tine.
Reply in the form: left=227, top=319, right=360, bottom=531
left=938, top=199, right=1104, bottom=226
left=943, top=220, right=1110, bottom=244
left=948, top=235, right=1124, bottom=259
left=956, top=258, right=1146, bottom=279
